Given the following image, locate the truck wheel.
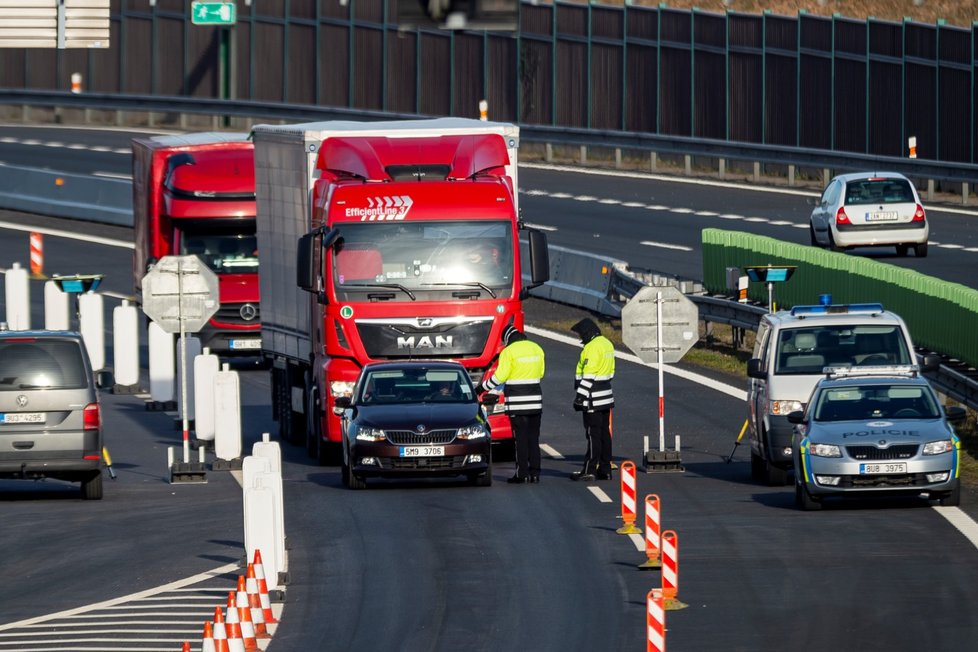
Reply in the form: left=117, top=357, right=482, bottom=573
left=795, top=481, right=822, bottom=511
left=81, top=471, right=103, bottom=500
left=938, top=483, right=960, bottom=507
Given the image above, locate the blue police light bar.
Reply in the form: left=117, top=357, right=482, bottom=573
left=790, top=303, right=884, bottom=316
left=52, top=274, right=104, bottom=294
left=743, top=265, right=797, bottom=283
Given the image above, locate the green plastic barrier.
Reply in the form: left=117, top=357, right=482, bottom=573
left=702, top=229, right=978, bottom=367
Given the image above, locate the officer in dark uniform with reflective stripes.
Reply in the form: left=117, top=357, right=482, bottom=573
left=481, top=324, right=546, bottom=483
left=570, top=318, right=615, bottom=481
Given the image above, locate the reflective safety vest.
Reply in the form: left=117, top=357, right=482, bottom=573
left=576, top=335, right=615, bottom=412
left=481, top=339, right=545, bottom=414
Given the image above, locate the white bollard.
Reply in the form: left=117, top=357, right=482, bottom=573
left=44, top=281, right=70, bottom=330
left=175, top=335, right=201, bottom=421
left=243, top=470, right=285, bottom=588
left=4, top=262, right=30, bottom=330
left=249, top=438, right=286, bottom=576
left=252, top=436, right=282, bottom=474
left=112, top=300, right=140, bottom=389
left=193, top=347, right=220, bottom=442
left=214, top=363, right=242, bottom=461
left=78, top=292, right=104, bottom=371
left=148, top=321, right=175, bottom=403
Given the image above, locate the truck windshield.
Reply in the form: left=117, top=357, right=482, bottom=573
left=774, top=325, right=912, bottom=375
left=179, top=232, right=259, bottom=275
left=331, top=221, right=514, bottom=298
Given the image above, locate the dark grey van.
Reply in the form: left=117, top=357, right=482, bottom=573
left=0, top=330, right=112, bottom=499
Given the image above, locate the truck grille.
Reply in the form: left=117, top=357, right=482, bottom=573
left=212, top=303, right=260, bottom=326
left=385, top=429, right=457, bottom=445
left=846, top=445, right=918, bottom=460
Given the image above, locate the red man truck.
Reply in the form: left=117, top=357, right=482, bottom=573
left=252, top=118, right=549, bottom=463
left=131, top=133, right=261, bottom=354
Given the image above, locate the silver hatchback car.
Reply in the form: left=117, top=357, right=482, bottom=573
left=809, top=171, right=929, bottom=257
left=789, top=365, right=964, bottom=510
left=0, top=330, right=112, bottom=499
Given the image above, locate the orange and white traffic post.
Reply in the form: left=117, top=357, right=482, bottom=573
left=29, top=232, right=43, bottom=277
left=661, top=529, right=687, bottom=610
left=616, top=460, right=641, bottom=535
left=638, top=493, right=662, bottom=569
left=647, top=588, right=666, bottom=652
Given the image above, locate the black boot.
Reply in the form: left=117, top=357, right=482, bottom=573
left=507, top=475, right=528, bottom=484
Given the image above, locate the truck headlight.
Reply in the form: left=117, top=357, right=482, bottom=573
left=355, top=427, right=386, bottom=442
left=770, top=400, right=803, bottom=416
left=457, top=424, right=488, bottom=440
left=330, top=380, right=356, bottom=398
left=922, top=439, right=953, bottom=455
left=808, top=443, right=842, bottom=458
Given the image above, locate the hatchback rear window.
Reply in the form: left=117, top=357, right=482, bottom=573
left=0, top=340, right=88, bottom=390
left=844, top=179, right=914, bottom=205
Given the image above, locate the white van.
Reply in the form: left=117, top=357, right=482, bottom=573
left=746, top=301, right=939, bottom=485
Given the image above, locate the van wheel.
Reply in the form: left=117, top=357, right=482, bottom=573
left=795, top=481, right=822, bottom=511
left=938, top=483, right=960, bottom=507
left=750, top=451, right=766, bottom=482
left=81, top=472, right=103, bottom=500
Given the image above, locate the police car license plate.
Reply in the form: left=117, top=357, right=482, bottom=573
left=859, top=462, right=907, bottom=474
left=230, top=339, right=261, bottom=350
left=400, top=446, right=444, bottom=457
left=0, top=412, right=44, bottom=424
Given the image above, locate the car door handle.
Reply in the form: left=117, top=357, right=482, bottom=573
left=13, top=441, right=34, bottom=450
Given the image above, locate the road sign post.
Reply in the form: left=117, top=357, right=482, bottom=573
left=622, top=285, right=699, bottom=474
left=141, top=255, right=220, bottom=484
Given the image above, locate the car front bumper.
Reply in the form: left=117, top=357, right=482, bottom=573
left=797, top=452, right=957, bottom=498
left=350, top=440, right=491, bottom=478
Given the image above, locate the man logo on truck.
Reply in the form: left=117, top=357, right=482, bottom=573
left=397, top=335, right=453, bottom=350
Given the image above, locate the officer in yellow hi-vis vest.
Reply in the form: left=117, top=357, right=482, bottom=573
left=569, top=318, right=615, bottom=481
left=481, top=324, right=546, bottom=484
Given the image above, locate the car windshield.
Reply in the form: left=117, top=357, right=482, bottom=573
left=358, top=368, right=475, bottom=405
left=844, top=178, right=915, bottom=205
left=179, top=231, right=259, bottom=274
left=813, top=384, right=942, bottom=421
left=774, top=325, right=912, bottom=375
left=0, top=339, right=88, bottom=390
left=330, top=220, right=514, bottom=298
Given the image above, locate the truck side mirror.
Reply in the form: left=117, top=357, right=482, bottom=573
left=296, top=233, right=316, bottom=292
left=919, top=353, right=941, bottom=373
left=747, top=358, right=766, bottom=379
left=524, top=228, right=549, bottom=291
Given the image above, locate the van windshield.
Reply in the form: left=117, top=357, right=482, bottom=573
left=774, top=325, right=912, bottom=375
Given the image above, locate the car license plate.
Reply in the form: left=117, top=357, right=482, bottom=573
left=230, top=339, right=261, bottom=350
left=0, top=412, right=44, bottom=424
left=859, top=462, right=907, bottom=474
left=865, top=211, right=898, bottom=222
left=400, top=446, right=445, bottom=457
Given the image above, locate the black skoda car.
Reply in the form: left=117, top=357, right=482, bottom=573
left=334, top=361, right=493, bottom=489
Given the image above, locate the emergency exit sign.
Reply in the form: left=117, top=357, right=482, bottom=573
left=191, top=1, right=236, bottom=25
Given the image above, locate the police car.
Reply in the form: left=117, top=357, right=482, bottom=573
left=788, top=365, right=965, bottom=510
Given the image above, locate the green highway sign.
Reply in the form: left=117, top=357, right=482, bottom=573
left=191, top=1, right=237, bottom=26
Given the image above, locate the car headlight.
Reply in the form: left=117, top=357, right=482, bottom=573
left=330, top=380, right=356, bottom=398
left=922, top=439, right=953, bottom=455
left=770, top=400, right=803, bottom=416
left=355, top=426, right=386, bottom=442
left=457, top=424, right=488, bottom=440
left=808, top=442, right=842, bottom=458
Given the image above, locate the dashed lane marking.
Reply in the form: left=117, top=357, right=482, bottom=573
left=588, top=486, right=613, bottom=503
left=0, top=220, right=135, bottom=249
left=640, top=240, right=694, bottom=252
left=541, top=443, right=564, bottom=459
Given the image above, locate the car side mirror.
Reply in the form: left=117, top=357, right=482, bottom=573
left=945, top=405, right=967, bottom=424
left=332, top=396, right=351, bottom=416
left=747, top=358, right=766, bottom=379
left=787, top=411, right=806, bottom=425
left=96, top=370, right=114, bottom=390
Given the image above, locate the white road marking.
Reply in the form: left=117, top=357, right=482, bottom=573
left=93, top=171, right=132, bottom=180
left=522, top=222, right=557, bottom=232
left=0, top=220, right=134, bottom=249
left=640, top=240, right=693, bottom=252
left=587, top=486, right=613, bottom=503
left=628, top=532, right=646, bottom=552
left=541, top=443, right=564, bottom=459
left=934, top=506, right=978, bottom=549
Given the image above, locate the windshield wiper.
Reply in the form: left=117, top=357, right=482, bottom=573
left=421, top=282, right=496, bottom=299
left=340, top=283, right=416, bottom=301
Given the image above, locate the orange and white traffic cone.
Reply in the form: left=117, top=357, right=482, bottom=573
left=201, top=619, right=217, bottom=652
left=224, top=591, right=246, bottom=652
left=252, top=549, right=278, bottom=624
left=245, top=563, right=269, bottom=638
left=234, top=576, right=259, bottom=651
left=212, top=608, right=231, bottom=652
left=181, top=642, right=191, bottom=652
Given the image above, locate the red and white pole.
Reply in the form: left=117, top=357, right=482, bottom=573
left=647, top=588, right=666, bottom=652
left=638, top=493, right=662, bottom=569
left=29, top=231, right=43, bottom=277
left=661, top=530, right=687, bottom=610
left=616, top=460, right=641, bottom=534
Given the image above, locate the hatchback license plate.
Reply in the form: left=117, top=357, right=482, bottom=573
left=230, top=339, right=261, bottom=350
left=400, top=446, right=444, bottom=457
left=0, top=412, right=44, bottom=424
left=866, top=211, right=898, bottom=222
left=860, top=462, right=907, bottom=474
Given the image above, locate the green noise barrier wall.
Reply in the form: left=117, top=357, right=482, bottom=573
left=701, top=229, right=978, bottom=368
